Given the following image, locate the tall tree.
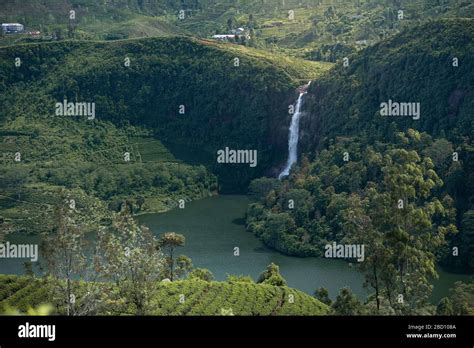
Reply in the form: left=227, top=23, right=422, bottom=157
left=436, top=297, right=454, bottom=315
left=314, top=287, right=332, bottom=306
left=331, top=288, right=364, bottom=315
left=341, top=147, right=457, bottom=313
left=97, top=206, right=164, bottom=315
left=157, top=232, right=186, bottom=281
left=42, top=190, right=104, bottom=316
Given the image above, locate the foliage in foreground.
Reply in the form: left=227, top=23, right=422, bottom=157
left=0, top=274, right=329, bottom=316
left=315, top=283, right=474, bottom=316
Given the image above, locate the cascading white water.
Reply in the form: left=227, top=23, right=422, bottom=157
left=278, top=81, right=311, bottom=179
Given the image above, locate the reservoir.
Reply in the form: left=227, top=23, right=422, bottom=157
left=1, top=195, right=470, bottom=302
left=138, top=195, right=471, bottom=302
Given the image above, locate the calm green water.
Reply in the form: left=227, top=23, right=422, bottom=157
left=138, top=195, right=471, bottom=302
left=138, top=195, right=366, bottom=299
left=1, top=195, right=470, bottom=302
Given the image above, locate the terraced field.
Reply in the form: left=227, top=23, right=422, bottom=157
left=0, top=275, right=330, bottom=316
left=0, top=115, right=217, bottom=232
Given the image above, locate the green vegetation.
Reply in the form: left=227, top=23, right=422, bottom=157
left=248, top=130, right=455, bottom=253
left=245, top=19, right=473, bottom=313
left=246, top=19, right=474, bottom=267
left=300, top=19, right=474, bottom=272
left=257, top=262, right=287, bottom=286
left=331, top=287, right=365, bottom=315
left=1, top=1, right=472, bottom=318
left=246, top=130, right=467, bottom=312
left=0, top=0, right=190, bottom=46
left=437, top=281, right=474, bottom=315
left=2, top=0, right=472, bottom=61
left=315, top=280, right=474, bottom=315
left=302, top=19, right=473, bottom=142
left=0, top=197, right=330, bottom=316
left=0, top=117, right=217, bottom=234
left=0, top=35, right=325, bottom=192
left=0, top=274, right=329, bottom=316
left=157, top=232, right=191, bottom=281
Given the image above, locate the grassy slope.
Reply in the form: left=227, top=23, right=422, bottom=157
left=0, top=275, right=330, bottom=316
left=199, top=38, right=332, bottom=82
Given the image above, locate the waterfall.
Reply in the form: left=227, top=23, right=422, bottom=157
left=278, top=81, right=311, bottom=179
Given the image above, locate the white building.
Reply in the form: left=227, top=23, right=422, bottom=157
left=212, top=34, right=236, bottom=41
left=2, top=23, right=24, bottom=33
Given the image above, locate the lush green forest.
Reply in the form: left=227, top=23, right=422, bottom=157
left=244, top=19, right=473, bottom=314
left=305, top=19, right=474, bottom=271
left=0, top=36, right=328, bottom=193
left=0, top=1, right=472, bottom=318
left=248, top=19, right=473, bottom=265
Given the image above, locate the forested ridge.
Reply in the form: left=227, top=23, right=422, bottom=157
left=0, top=36, right=328, bottom=192
left=302, top=19, right=473, bottom=144
left=302, top=19, right=474, bottom=270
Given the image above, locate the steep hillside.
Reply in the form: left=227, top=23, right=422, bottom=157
left=0, top=36, right=329, bottom=191
left=248, top=19, right=474, bottom=272
left=301, top=19, right=473, bottom=226
left=302, top=19, right=473, bottom=146
left=0, top=275, right=330, bottom=316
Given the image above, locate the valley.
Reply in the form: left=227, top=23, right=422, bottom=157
left=0, top=0, right=473, bottom=318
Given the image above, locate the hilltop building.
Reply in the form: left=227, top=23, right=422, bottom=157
left=1, top=23, right=24, bottom=33
left=211, top=34, right=236, bottom=41
left=212, top=27, right=249, bottom=42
